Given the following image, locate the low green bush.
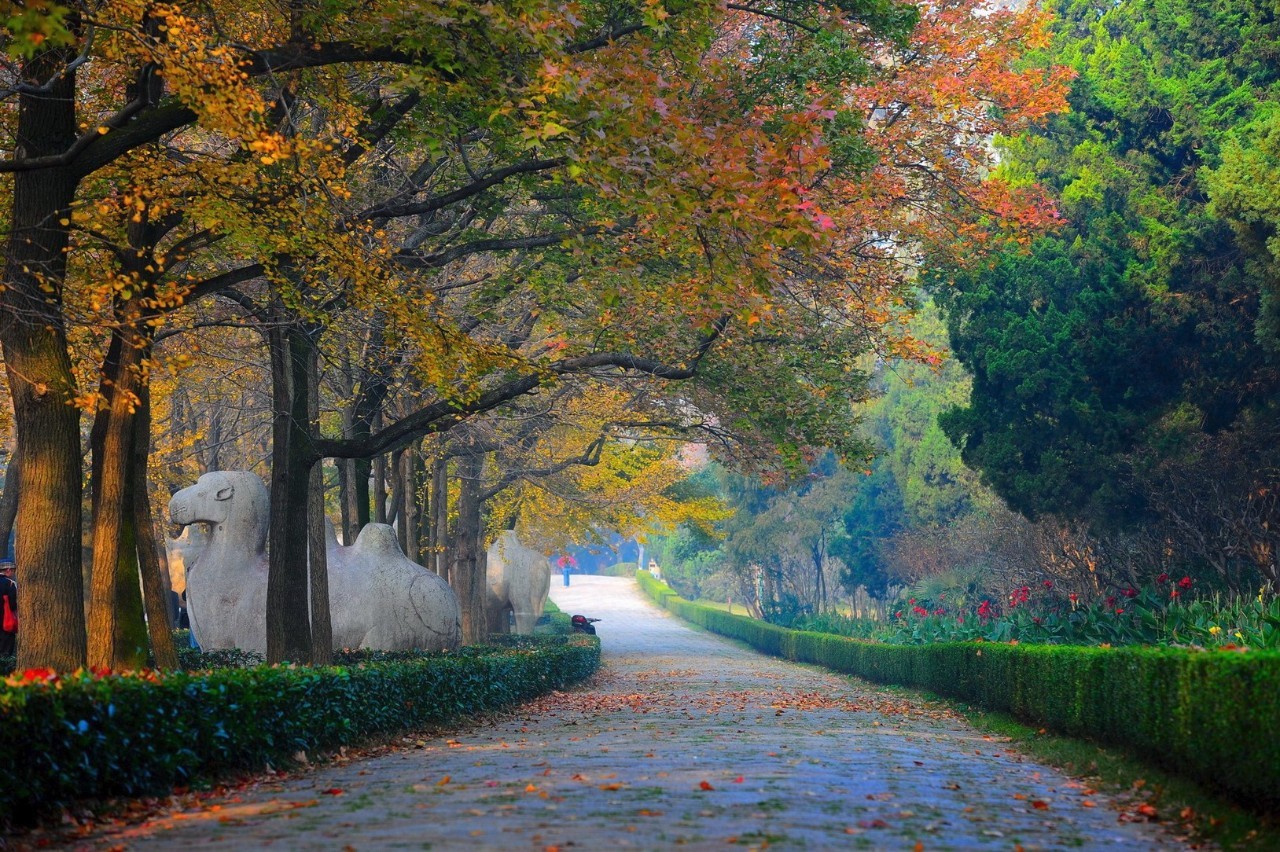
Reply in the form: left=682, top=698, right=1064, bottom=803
left=636, top=571, right=1280, bottom=812
left=0, top=635, right=599, bottom=825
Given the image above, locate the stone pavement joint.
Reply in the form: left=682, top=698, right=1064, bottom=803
left=84, top=576, right=1187, bottom=850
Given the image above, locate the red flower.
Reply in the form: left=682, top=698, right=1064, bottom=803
left=933, top=607, right=946, bottom=616
left=1157, top=573, right=1169, bottom=583
left=977, top=600, right=993, bottom=621
left=1043, top=580, right=1053, bottom=589
left=1178, top=576, right=1193, bottom=590
left=1122, top=588, right=1138, bottom=599
left=1033, top=617, right=1043, bottom=625
left=912, top=606, right=929, bottom=617
left=1115, top=608, right=1125, bottom=615
left=1068, top=593, right=1078, bottom=603
left=20, top=667, right=57, bottom=682
left=1105, top=596, right=1116, bottom=607
left=1170, top=589, right=1180, bottom=599
left=895, top=611, right=904, bottom=619
left=909, top=598, right=916, bottom=605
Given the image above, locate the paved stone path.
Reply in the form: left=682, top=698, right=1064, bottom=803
left=84, top=576, right=1185, bottom=850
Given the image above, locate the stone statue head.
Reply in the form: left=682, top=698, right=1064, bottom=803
left=168, top=471, right=270, bottom=555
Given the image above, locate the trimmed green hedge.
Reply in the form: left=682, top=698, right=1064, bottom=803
left=0, top=635, right=599, bottom=825
left=636, top=571, right=1280, bottom=812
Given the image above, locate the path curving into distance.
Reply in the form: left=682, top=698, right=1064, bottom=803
left=82, top=576, right=1185, bottom=850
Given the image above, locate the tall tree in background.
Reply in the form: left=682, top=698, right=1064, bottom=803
left=933, top=0, right=1280, bottom=588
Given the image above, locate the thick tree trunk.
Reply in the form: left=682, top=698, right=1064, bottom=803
left=0, top=444, right=21, bottom=561
left=88, top=331, right=149, bottom=669
left=132, top=386, right=179, bottom=670
left=0, top=48, right=87, bottom=671
left=307, top=343, right=332, bottom=664
left=451, top=452, right=487, bottom=644
left=267, top=322, right=318, bottom=663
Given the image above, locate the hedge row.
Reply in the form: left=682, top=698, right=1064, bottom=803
left=0, top=635, right=599, bottom=824
left=636, top=571, right=1280, bottom=811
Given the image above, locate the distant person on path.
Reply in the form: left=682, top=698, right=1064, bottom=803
left=0, top=561, right=16, bottom=656
left=558, top=554, right=575, bottom=587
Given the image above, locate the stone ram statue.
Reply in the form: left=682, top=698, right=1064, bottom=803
left=169, top=470, right=461, bottom=653
left=486, top=530, right=551, bottom=634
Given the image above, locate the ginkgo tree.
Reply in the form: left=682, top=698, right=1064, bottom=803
left=1, top=0, right=1068, bottom=668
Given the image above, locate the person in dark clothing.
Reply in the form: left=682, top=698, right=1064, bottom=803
left=0, top=561, right=16, bottom=657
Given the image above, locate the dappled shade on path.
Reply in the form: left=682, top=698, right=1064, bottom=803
left=84, top=577, right=1183, bottom=849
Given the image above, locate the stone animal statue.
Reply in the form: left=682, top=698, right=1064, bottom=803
left=164, top=523, right=208, bottom=595
left=169, top=470, right=461, bottom=653
left=486, top=530, right=551, bottom=634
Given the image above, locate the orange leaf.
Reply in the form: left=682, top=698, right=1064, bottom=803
left=321, top=788, right=344, bottom=796
left=436, top=776, right=451, bottom=786
left=1031, top=800, right=1049, bottom=810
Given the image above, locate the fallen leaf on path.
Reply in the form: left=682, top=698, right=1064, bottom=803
left=699, top=781, right=715, bottom=791
left=436, top=776, right=451, bottom=786
left=320, top=788, right=344, bottom=796
left=1031, top=800, right=1049, bottom=810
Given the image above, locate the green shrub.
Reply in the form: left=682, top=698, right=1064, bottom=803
left=635, top=571, right=1280, bottom=812
left=538, top=599, right=573, bottom=635
left=0, top=635, right=599, bottom=826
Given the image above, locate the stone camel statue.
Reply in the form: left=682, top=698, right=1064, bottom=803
left=486, top=530, right=551, bottom=635
left=169, top=470, right=461, bottom=653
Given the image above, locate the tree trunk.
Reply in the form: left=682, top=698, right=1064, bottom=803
left=432, top=456, right=449, bottom=578
left=373, top=447, right=388, bottom=523
left=0, top=444, right=21, bottom=561
left=406, top=450, right=423, bottom=563
left=451, top=452, right=487, bottom=644
left=132, top=385, right=179, bottom=670
left=388, top=448, right=404, bottom=548
left=88, top=330, right=149, bottom=669
left=337, top=453, right=352, bottom=544
left=0, top=45, right=87, bottom=671
left=307, top=342, right=332, bottom=664
left=267, top=321, right=318, bottom=663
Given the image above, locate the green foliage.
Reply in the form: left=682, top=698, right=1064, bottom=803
left=0, top=637, right=599, bottom=826
left=637, top=571, right=1280, bottom=812
left=933, top=0, right=1280, bottom=527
